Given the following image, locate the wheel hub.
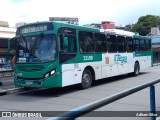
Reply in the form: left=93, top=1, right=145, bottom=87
left=83, top=74, right=90, bottom=84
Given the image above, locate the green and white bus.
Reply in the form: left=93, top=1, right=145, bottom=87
left=8, top=21, right=152, bottom=89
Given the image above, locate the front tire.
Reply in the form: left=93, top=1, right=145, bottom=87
left=80, top=69, right=92, bottom=89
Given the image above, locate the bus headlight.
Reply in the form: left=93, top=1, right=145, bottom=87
left=44, top=69, right=56, bottom=80
left=44, top=73, right=50, bottom=79
left=50, top=70, right=55, bottom=75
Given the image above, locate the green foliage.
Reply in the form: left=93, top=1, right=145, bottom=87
left=131, top=15, right=160, bottom=35
left=124, top=24, right=133, bottom=31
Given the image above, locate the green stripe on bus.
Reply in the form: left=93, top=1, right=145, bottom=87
left=135, top=51, right=152, bottom=57
left=64, top=53, right=102, bottom=64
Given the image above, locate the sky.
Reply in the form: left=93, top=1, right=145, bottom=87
left=0, top=0, right=160, bottom=27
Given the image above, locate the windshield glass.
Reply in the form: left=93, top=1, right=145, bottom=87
left=16, top=34, right=57, bottom=63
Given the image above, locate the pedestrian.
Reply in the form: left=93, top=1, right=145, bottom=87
left=10, top=56, right=15, bottom=69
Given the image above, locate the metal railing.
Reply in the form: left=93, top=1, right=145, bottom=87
left=47, top=79, right=160, bottom=120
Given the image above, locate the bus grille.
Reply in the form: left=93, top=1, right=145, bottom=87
left=17, top=77, right=44, bottom=80
left=19, top=68, right=44, bottom=72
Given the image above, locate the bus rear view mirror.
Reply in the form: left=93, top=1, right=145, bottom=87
left=8, top=38, right=16, bottom=55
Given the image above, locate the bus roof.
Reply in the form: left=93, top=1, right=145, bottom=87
left=100, top=29, right=135, bottom=37
left=54, top=21, right=100, bottom=31
left=133, top=35, right=151, bottom=40
left=17, top=21, right=100, bottom=33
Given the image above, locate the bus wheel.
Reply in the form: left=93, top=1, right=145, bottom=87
left=80, top=69, right=92, bottom=89
left=133, top=62, right=140, bottom=76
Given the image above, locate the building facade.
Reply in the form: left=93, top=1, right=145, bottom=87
left=0, top=26, right=16, bottom=71
left=102, top=21, right=115, bottom=29
left=83, top=23, right=102, bottom=29
left=49, top=17, right=79, bottom=25
left=151, top=27, right=160, bottom=63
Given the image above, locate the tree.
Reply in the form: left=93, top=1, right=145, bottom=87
left=124, top=24, right=134, bottom=31
left=131, top=15, right=160, bottom=35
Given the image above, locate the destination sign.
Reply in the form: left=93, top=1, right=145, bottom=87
left=21, top=25, right=47, bottom=34
left=16, top=23, right=54, bottom=35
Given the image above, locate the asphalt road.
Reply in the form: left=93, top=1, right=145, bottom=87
left=0, top=65, right=160, bottom=120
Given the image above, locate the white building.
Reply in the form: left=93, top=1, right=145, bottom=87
left=151, top=27, right=160, bottom=37
left=0, top=26, right=16, bottom=70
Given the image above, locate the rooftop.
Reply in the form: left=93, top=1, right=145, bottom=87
left=0, top=27, right=16, bottom=39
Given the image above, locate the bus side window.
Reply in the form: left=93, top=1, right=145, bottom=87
left=145, top=39, right=151, bottom=51
left=61, top=36, right=76, bottom=53
left=117, top=36, right=125, bottom=53
left=139, top=39, right=146, bottom=51
left=63, top=37, right=69, bottom=53
left=58, top=27, right=77, bottom=54
left=95, top=33, right=107, bottom=53
left=79, top=31, right=94, bottom=53
left=107, top=35, right=117, bottom=53
left=68, top=37, right=76, bottom=53
left=126, top=37, right=133, bottom=52
left=58, top=27, right=77, bottom=64
left=133, top=38, right=140, bottom=51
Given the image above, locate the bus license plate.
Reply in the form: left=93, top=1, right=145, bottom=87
left=25, top=81, right=33, bottom=85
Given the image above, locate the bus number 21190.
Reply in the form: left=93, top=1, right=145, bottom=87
left=83, top=56, right=93, bottom=61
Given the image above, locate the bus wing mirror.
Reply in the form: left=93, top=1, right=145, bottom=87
left=58, top=36, right=69, bottom=53
left=8, top=38, right=16, bottom=55
left=58, top=36, right=62, bottom=53
left=62, top=37, right=69, bottom=53
left=63, top=37, right=69, bottom=46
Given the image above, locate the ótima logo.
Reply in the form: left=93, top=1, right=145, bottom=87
left=114, top=54, right=127, bottom=63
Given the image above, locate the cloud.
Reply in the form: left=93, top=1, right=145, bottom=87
left=11, top=0, right=30, bottom=4
left=0, top=0, right=160, bottom=27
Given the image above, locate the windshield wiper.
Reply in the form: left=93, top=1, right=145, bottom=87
left=17, top=35, right=26, bottom=52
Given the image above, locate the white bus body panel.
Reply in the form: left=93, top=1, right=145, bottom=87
left=61, top=53, right=152, bottom=87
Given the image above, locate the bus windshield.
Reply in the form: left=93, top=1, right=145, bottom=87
left=16, top=34, right=57, bottom=63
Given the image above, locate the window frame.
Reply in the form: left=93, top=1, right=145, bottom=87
left=145, top=39, right=151, bottom=51
left=94, top=33, right=107, bottom=53
left=58, top=27, right=77, bottom=54
left=133, top=38, right=140, bottom=52
left=139, top=38, right=146, bottom=51
left=78, top=31, right=95, bottom=54
left=107, top=34, right=118, bottom=53
left=126, top=37, right=133, bottom=53
left=117, top=35, right=126, bottom=53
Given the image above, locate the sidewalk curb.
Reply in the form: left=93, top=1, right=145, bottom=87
left=0, top=88, right=23, bottom=96
left=153, top=63, right=160, bottom=66
left=0, top=80, right=14, bottom=86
